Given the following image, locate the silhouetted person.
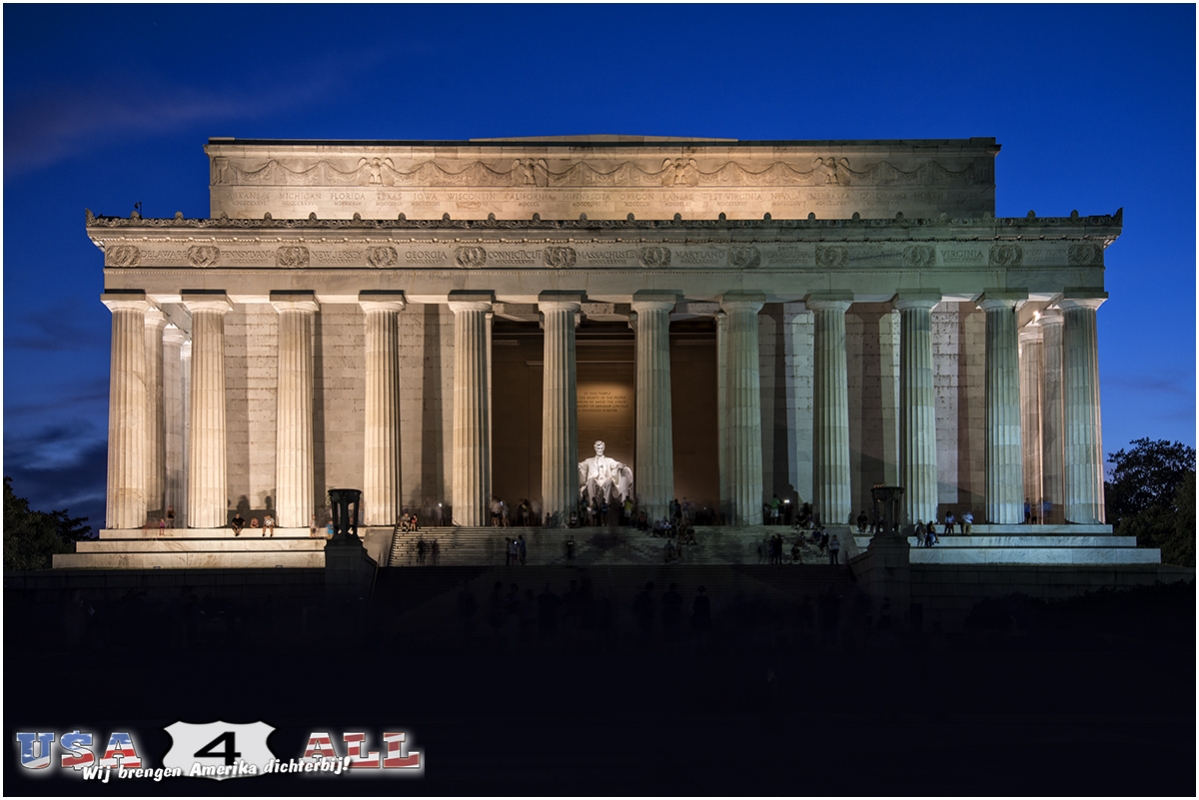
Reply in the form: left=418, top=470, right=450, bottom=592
left=457, top=583, right=477, bottom=639
left=537, top=583, right=561, bottom=641
left=633, top=581, right=656, bottom=639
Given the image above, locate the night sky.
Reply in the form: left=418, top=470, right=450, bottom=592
left=4, top=5, right=1195, bottom=530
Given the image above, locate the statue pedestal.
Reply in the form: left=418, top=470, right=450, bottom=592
left=851, top=532, right=911, bottom=630
left=324, top=536, right=377, bottom=602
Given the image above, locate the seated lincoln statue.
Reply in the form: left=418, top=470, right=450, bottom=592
left=578, top=440, right=634, bottom=505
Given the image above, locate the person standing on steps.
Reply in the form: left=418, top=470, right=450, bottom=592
left=828, top=533, right=841, bottom=566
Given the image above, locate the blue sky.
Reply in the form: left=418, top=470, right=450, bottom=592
left=4, top=5, right=1195, bottom=529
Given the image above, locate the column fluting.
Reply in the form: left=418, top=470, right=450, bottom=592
left=632, top=292, right=678, bottom=524
left=102, top=293, right=150, bottom=530
left=360, top=291, right=406, bottom=527
left=1019, top=324, right=1045, bottom=520
left=539, top=293, right=583, bottom=521
left=895, top=294, right=940, bottom=526
left=1061, top=295, right=1107, bottom=523
left=807, top=293, right=854, bottom=527
left=980, top=292, right=1026, bottom=524
left=1040, top=310, right=1065, bottom=523
left=449, top=292, right=493, bottom=527
left=183, top=292, right=232, bottom=528
left=272, top=292, right=318, bottom=529
left=721, top=294, right=765, bottom=526
left=144, top=308, right=167, bottom=516
left=716, top=311, right=729, bottom=522
left=162, top=324, right=187, bottom=526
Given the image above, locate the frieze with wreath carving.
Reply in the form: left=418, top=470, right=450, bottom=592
left=276, top=245, right=310, bottom=268
left=187, top=245, right=220, bottom=267
left=365, top=246, right=397, bottom=268
left=988, top=244, right=1023, bottom=268
left=106, top=245, right=141, bottom=267
left=815, top=246, right=848, bottom=269
left=543, top=246, right=576, bottom=269
left=1067, top=243, right=1103, bottom=266
left=638, top=246, right=671, bottom=269
left=728, top=245, right=761, bottom=270
left=454, top=246, right=488, bottom=269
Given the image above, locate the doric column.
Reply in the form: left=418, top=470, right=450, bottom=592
left=102, top=292, right=150, bottom=529
left=359, top=291, right=406, bottom=527
left=806, top=293, right=853, bottom=527
left=1061, top=293, right=1107, bottom=523
left=895, top=293, right=940, bottom=526
left=144, top=308, right=167, bottom=515
left=162, top=324, right=187, bottom=526
left=448, top=292, right=493, bottom=526
left=1040, top=309, right=1065, bottom=523
left=1019, top=323, right=1045, bottom=520
left=183, top=291, right=232, bottom=528
left=539, top=292, right=583, bottom=520
left=180, top=338, right=191, bottom=529
left=721, top=293, right=765, bottom=526
left=632, top=291, right=678, bottom=524
left=716, top=311, right=730, bottom=521
left=272, top=291, right=318, bottom=528
left=979, top=291, right=1027, bottom=524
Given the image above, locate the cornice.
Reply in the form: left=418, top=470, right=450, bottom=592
left=85, top=208, right=1123, bottom=238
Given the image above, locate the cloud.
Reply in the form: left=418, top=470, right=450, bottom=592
left=3, top=46, right=386, bottom=178
left=1106, top=372, right=1194, bottom=399
left=4, top=377, right=110, bottom=420
left=5, top=438, right=108, bottom=531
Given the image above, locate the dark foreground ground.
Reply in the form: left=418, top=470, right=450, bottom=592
left=5, top=577, right=1195, bottom=796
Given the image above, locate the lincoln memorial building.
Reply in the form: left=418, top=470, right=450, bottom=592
left=60, top=136, right=1125, bottom=568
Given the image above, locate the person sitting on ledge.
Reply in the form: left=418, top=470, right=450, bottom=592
left=264, top=514, right=275, bottom=537
left=856, top=510, right=869, bottom=533
left=249, top=518, right=260, bottom=534
left=230, top=513, right=245, bottom=536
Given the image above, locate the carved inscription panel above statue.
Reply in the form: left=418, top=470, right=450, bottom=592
left=208, top=138, right=998, bottom=221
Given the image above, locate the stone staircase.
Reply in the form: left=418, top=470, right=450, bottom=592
left=853, top=528, right=1160, bottom=565
left=387, top=523, right=844, bottom=568
left=52, top=527, right=327, bottom=569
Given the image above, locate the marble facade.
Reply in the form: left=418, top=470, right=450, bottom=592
left=61, top=135, right=1121, bottom=568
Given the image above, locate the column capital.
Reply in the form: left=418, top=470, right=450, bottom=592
left=1038, top=307, right=1064, bottom=327
left=977, top=290, right=1028, bottom=312
left=182, top=290, right=232, bottom=314
left=144, top=308, right=168, bottom=330
left=538, top=290, right=585, bottom=312
left=892, top=292, right=942, bottom=312
left=358, top=290, right=407, bottom=313
left=162, top=323, right=187, bottom=347
left=631, top=290, right=680, bottom=313
left=720, top=292, right=766, bottom=313
left=101, top=290, right=150, bottom=314
left=1058, top=291, right=1107, bottom=312
left=270, top=290, right=319, bottom=314
left=805, top=292, right=853, bottom=313
left=447, top=290, right=494, bottom=313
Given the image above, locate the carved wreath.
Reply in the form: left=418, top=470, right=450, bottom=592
left=903, top=244, right=935, bottom=269
left=276, top=245, right=310, bottom=268
left=187, top=245, right=220, bottom=268
left=365, top=246, right=398, bottom=268
left=454, top=246, right=487, bottom=269
left=543, top=246, right=576, bottom=269
left=728, top=245, right=761, bottom=270
left=988, top=244, right=1023, bottom=268
left=815, top=246, right=848, bottom=269
left=1067, top=243, right=1102, bottom=266
left=106, top=245, right=141, bottom=268
left=638, top=246, right=671, bottom=269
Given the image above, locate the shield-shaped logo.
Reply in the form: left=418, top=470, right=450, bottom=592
left=163, top=721, right=275, bottom=781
